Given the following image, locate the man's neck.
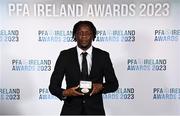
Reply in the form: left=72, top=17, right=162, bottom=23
left=78, top=45, right=92, bottom=51
left=77, top=46, right=93, bottom=55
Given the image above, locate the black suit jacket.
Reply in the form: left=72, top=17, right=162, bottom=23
left=49, top=47, right=119, bottom=115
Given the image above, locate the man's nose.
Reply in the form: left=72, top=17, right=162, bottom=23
left=81, top=32, right=88, bottom=37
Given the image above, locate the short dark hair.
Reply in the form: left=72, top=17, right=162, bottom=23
left=72, top=21, right=97, bottom=41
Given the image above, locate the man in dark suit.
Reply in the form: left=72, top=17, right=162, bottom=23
left=49, top=21, right=119, bottom=115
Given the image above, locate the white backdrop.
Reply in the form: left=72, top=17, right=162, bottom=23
left=0, top=0, right=180, bottom=115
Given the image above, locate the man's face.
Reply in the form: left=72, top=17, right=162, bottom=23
left=75, top=25, right=93, bottom=50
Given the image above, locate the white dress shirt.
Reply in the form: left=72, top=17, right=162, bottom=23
left=77, top=46, right=92, bottom=75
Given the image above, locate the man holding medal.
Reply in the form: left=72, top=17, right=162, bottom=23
left=49, top=21, right=119, bottom=115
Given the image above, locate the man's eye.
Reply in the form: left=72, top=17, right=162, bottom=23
left=77, top=32, right=92, bottom=36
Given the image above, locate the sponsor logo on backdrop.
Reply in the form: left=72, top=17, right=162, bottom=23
left=103, top=88, right=134, bottom=100
left=154, top=29, right=180, bottom=42
left=96, top=30, right=135, bottom=42
left=127, top=58, right=167, bottom=71
left=0, top=30, right=19, bottom=42
left=11, top=59, right=51, bottom=71
left=38, top=30, right=73, bottom=42
left=153, top=88, right=180, bottom=100
left=0, top=88, right=20, bottom=100
left=39, top=88, right=57, bottom=100
left=38, top=30, right=135, bottom=42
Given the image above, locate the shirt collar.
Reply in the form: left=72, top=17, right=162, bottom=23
left=77, top=46, right=93, bottom=56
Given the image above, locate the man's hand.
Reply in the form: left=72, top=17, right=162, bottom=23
left=90, top=83, right=104, bottom=96
left=63, top=86, right=84, bottom=97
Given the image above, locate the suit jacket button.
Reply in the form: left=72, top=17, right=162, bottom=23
left=82, top=100, right=86, bottom=104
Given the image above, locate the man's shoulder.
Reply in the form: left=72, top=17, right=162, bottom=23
left=93, top=47, right=109, bottom=56
left=59, top=47, right=76, bottom=57
left=60, top=46, right=109, bottom=55
left=60, top=47, right=76, bottom=53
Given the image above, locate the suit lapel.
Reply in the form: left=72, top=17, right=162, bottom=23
left=71, top=47, right=81, bottom=78
left=90, top=47, right=97, bottom=77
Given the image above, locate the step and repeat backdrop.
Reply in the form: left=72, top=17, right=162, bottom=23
left=0, top=0, right=180, bottom=115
